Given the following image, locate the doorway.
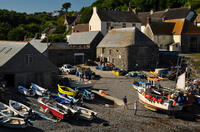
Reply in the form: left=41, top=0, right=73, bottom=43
left=74, top=53, right=84, bottom=65
left=4, top=74, right=15, bottom=87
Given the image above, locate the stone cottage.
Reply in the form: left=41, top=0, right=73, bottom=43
left=0, top=41, right=58, bottom=88
left=97, top=27, right=159, bottom=70
left=89, top=7, right=141, bottom=35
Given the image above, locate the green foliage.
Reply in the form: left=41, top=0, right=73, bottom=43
left=0, top=22, right=11, bottom=40
left=62, top=2, right=71, bottom=12
left=79, top=7, right=93, bottom=24
left=7, top=26, right=26, bottom=41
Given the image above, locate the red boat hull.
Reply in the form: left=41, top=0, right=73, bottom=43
left=40, top=104, right=66, bottom=119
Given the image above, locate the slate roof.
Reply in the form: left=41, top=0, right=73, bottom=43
left=149, top=22, right=175, bottom=35
left=29, top=39, right=48, bottom=53
left=164, top=7, right=191, bottom=20
left=0, top=41, right=28, bottom=67
left=138, top=7, right=193, bottom=25
left=97, top=27, right=156, bottom=48
left=97, top=10, right=140, bottom=23
left=165, top=20, right=185, bottom=35
left=68, top=31, right=100, bottom=45
left=48, top=42, right=70, bottom=49
left=42, top=27, right=57, bottom=34
left=165, top=19, right=200, bottom=35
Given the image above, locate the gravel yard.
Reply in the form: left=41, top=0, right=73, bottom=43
left=1, top=67, right=200, bottom=132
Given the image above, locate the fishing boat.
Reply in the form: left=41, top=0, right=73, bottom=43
left=132, top=81, right=151, bottom=90
left=0, top=116, right=29, bottom=128
left=58, top=84, right=76, bottom=96
left=137, top=87, right=183, bottom=111
left=38, top=97, right=72, bottom=120
left=58, top=92, right=79, bottom=104
left=18, top=85, right=35, bottom=96
left=30, top=83, right=49, bottom=96
left=9, top=100, right=31, bottom=118
left=0, top=102, right=17, bottom=117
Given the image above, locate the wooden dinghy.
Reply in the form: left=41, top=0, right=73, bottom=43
left=31, top=83, right=49, bottom=96
left=18, top=85, right=36, bottom=96
left=76, top=106, right=97, bottom=120
left=0, top=116, right=29, bottom=128
left=0, top=102, right=17, bottom=117
left=9, top=100, right=31, bottom=118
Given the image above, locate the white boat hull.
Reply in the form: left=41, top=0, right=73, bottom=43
left=138, top=92, right=183, bottom=111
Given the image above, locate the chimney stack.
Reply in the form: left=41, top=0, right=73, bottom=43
left=150, top=10, right=154, bottom=15
left=93, top=7, right=97, bottom=13
left=147, top=17, right=151, bottom=24
left=132, top=8, right=137, bottom=14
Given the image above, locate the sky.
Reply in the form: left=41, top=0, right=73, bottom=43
left=0, top=0, right=96, bottom=14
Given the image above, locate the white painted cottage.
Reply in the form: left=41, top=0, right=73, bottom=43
left=89, top=7, right=141, bottom=36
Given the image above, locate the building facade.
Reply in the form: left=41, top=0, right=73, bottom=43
left=97, top=27, right=159, bottom=70
left=0, top=41, right=58, bottom=88
left=89, top=7, right=141, bottom=35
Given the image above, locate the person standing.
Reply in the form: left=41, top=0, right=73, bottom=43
left=134, top=101, right=138, bottom=115
left=123, top=96, right=128, bottom=110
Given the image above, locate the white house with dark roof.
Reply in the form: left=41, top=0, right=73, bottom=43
left=89, top=7, right=141, bottom=35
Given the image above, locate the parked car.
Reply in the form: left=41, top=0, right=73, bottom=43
left=60, top=64, right=76, bottom=74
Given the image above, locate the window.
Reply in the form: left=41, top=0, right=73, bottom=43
left=132, top=23, right=135, bottom=27
left=24, top=54, right=33, bottom=64
left=89, top=26, right=91, bottom=30
left=122, top=23, right=126, bottom=28
left=109, top=49, right=112, bottom=55
left=102, top=48, right=105, bottom=54
left=107, top=22, right=111, bottom=30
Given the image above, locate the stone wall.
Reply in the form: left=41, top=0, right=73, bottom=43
left=49, top=48, right=96, bottom=66
left=97, top=47, right=129, bottom=70
left=97, top=45, right=158, bottom=70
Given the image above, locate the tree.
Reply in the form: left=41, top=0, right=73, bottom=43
left=62, top=2, right=71, bottom=12
left=7, top=26, right=26, bottom=41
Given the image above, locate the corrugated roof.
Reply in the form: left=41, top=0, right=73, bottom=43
left=149, top=22, right=175, bottom=35
left=68, top=31, right=100, bottom=45
left=97, top=10, right=140, bottom=23
left=29, top=39, right=48, bottom=53
left=0, top=41, right=28, bottom=67
left=97, top=27, right=156, bottom=48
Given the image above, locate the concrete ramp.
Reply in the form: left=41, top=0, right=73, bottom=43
left=92, top=90, right=124, bottom=106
